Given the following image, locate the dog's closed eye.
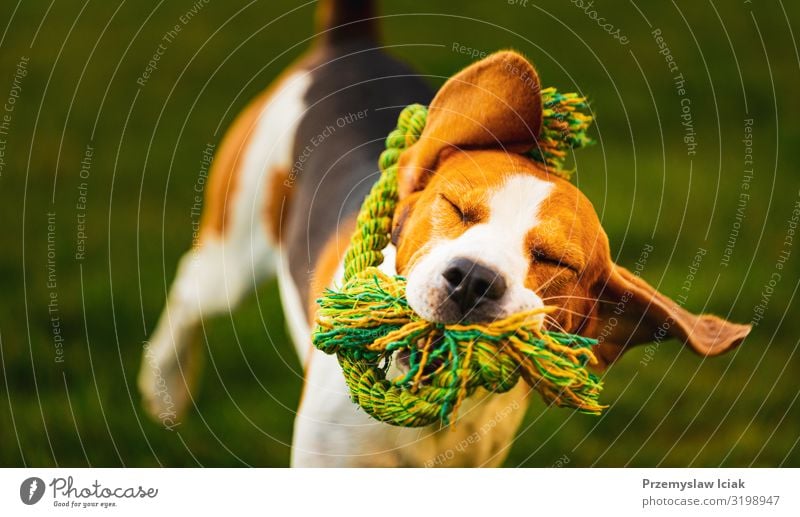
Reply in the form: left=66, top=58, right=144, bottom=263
left=438, top=193, right=482, bottom=225
left=531, top=247, right=579, bottom=273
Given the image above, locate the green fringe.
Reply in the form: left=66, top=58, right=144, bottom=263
left=527, top=87, right=595, bottom=179
left=314, top=269, right=604, bottom=427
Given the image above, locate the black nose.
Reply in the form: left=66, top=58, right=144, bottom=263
left=442, top=258, right=507, bottom=316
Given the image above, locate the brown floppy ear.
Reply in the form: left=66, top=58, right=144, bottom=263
left=591, top=264, right=751, bottom=369
left=398, top=50, right=543, bottom=197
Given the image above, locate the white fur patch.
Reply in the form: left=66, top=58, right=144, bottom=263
left=231, top=71, right=315, bottom=362
left=405, top=174, right=553, bottom=323
left=139, top=71, right=311, bottom=420
left=292, top=187, right=542, bottom=465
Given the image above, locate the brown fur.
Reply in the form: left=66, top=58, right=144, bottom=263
left=390, top=51, right=750, bottom=370
left=302, top=216, right=357, bottom=396
left=308, top=216, right=357, bottom=320
left=264, top=166, right=293, bottom=242
left=398, top=51, right=543, bottom=198
left=200, top=64, right=308, bottom=240
left=200, top=88, right=271, bottom=238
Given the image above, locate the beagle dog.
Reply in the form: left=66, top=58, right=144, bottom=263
left=138, top=0, right=750, bottom=467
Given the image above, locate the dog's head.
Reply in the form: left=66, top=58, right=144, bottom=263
left=391, top=51, right=750, bottom=369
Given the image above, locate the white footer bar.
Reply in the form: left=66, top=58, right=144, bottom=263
left=1, top=468, right=797, bottom=516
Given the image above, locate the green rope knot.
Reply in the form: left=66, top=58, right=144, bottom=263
left=313, top=95, right=602, bottom=427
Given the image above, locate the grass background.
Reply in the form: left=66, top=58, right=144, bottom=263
left=0, top=0, right=798, bottom=467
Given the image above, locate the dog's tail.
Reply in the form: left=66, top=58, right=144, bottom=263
left=315, top=0, right=379, bottom=44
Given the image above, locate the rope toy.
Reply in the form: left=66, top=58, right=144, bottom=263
left=312, top=89, right=602, bottom=427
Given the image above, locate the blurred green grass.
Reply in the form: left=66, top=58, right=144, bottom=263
left=0, top=0, right=798, bottom=466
